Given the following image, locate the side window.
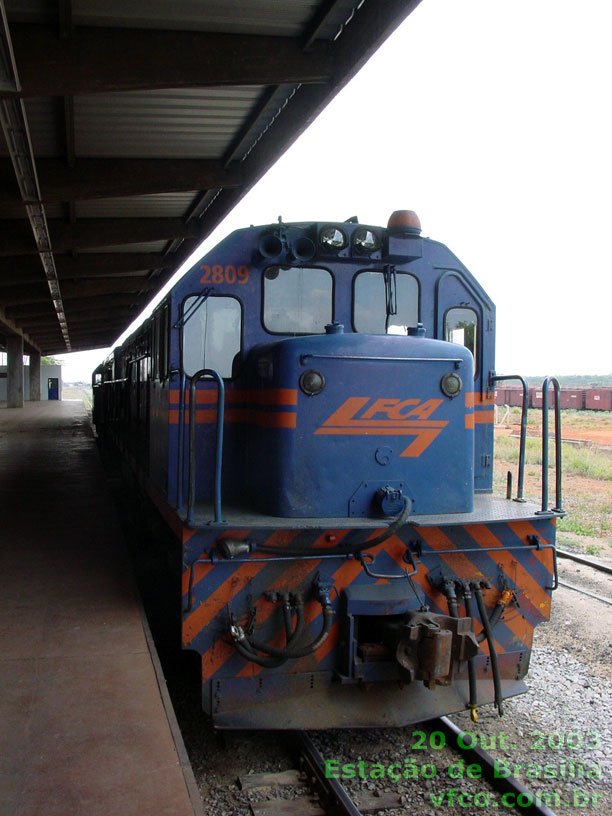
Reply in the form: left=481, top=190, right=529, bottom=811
left=183, top=296, right=242, bottom=378
left=263, top=266, right=332, bottom=334
left=445, top=307, right=478, bottom=371
left=353, top=270, right=419, bottom=334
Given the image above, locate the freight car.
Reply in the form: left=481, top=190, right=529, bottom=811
left=93, top=211, right=562, bottom=729
left=496, top=386, right=612, bottom=411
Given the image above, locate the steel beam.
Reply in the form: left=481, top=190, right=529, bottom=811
left=0, top=252, right=170, bottom=278
left=5, top=25, right=333, bottom=97
left=0, top=277, right=151, bottom=305
left=0, top=158, right=242, bottom=203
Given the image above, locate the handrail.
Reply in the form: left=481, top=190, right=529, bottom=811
left=539, top=376, right=563, bottom=514
left=171, top=369, right=186, bottom=509
left=186, top=368, right=225, bottom=525
left=490, top=373, right=528, bottom=501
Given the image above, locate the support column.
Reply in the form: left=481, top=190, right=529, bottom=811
left=7, top=335, right=24, bottom=408
left=29, top=349, right=41, bottom=401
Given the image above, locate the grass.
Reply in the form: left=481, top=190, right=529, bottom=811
left=494, top=411, right=612, bottom=555
left=494, top=435, right=612, bottom=481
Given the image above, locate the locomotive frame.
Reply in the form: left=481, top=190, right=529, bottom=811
left=93, top=211, right=562, bottom=729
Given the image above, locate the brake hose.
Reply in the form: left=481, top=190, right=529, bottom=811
left=237, top=600, right=333, bottom=660
left=473, top=584, right=504, bottom=716
left=233, top=600, right=305, bottom=668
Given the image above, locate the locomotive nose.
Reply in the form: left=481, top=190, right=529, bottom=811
left=246, top=331, right=474, bottom=518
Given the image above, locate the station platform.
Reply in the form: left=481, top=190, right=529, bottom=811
left=0, top=401, right=202, bottom=816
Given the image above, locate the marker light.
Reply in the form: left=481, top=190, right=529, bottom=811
left=320, top=225, right=347, bottom=249
left=440, top=372, right=462, bottom=399
left=353, top=227, right=380, bottom=251
left=387, top=210, right=422, bottom=235
left=299, top=369, right=325, bottom=396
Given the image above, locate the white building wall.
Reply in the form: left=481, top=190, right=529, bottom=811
left=0, top=364, right=62, bottom=401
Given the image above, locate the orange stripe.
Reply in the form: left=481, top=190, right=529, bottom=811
left=168, top=388, right=298, bottom=406
left=465, top=414, right=475, bottom=429
left=315, top=426, right=443, bottom=436
left=474, top=410, right=494, bottom=424
left=169, top=408, right=297, bottom=427
left=467, top=392, right=496, bottom=407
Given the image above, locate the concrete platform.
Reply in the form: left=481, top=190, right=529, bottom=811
left=0, top=401, right=202, bottom=816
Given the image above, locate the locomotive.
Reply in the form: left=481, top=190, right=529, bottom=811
left=93, top=211, right=561, bottom=729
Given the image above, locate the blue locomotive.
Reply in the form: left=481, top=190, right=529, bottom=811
left=93, top=211, right=561, bottom=729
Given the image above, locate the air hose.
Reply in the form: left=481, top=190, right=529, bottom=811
left=233, top=599, right=305, bottom=668
left=461, top=585, right=479, bottom=723
left=473, top=584, right=504, bottom=716
left=245, top=604, right=333, bottom=659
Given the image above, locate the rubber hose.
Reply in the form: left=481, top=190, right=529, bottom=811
left=246, top=605, right=333, bottom=659
left=474, top=586, right=504, bottom=716
left=236, top=601, right=305, bottom=667
left=463, top=589, right=479, bottom=715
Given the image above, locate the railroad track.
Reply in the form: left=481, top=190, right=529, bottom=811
left=557, top=548, right=612, bottom=606
left=557, top=548, right=612, bottom=576
left=237, top=721, right=563, bottom=816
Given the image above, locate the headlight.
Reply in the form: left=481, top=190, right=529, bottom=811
left=299, top=369, right=326, bottom=396
left=353, top=227, right=381, bottom=252
left=320, top=225, right=347, bottom=249
left=440, top=372, right=462, bottom=399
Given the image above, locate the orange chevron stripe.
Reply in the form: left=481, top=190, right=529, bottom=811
left=474, top=410, right=494, bottom=424
left=183, top=560, right=268, bottom=646
left=200, top=555, right=326, bottom=683
left=459, top=525, right=545, bottom=647
left=199, top=529, right=350, bottom=681
left=181, top=529, right=251, bottom=597
left=467, top=524, right=552, bottom=618
left=416, top=527, right=505, bottom=655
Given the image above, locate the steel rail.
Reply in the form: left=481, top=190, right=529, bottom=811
left=292, top=730, right=362, bottom=816
left=556, top=548, right=612, bottom=576
left=558, top=580, right=612, bottom=607
left=426, top=717, right=559, bottom=816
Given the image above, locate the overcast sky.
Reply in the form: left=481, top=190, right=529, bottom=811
left=58, top=0, right=612, bottom=381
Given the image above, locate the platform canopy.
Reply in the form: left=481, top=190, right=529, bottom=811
left=0, top=0, right=420, bottom=355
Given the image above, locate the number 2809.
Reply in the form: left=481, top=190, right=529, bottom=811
left=199, top=264, right=249, bottom=285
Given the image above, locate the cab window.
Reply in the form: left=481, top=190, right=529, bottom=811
left=263, top=266, right=332, bottom=334
left=444, top=307, right=478, bottom=371
left=353, top=269, right=419, bottom=334
left=183, top=295, right=242, bottom=378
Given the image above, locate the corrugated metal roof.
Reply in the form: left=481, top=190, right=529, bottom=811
left=75, top=192, right=199, bottom=219
left=75, top=88, right=262, bottom=158
left=79, top=241, right=169, bottom=254
left=0, top=0, right=422, bottom=354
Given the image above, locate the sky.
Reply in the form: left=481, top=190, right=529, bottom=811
left=57, top=0, right=612, bottom=382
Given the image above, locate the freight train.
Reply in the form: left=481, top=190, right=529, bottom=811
left=497, top=385, right=612, bottom=411
left=93, top=211, right=562, bottom=729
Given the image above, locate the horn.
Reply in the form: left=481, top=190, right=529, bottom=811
left=292, top=236, right=316, bottom=261
left=259, top=234, right=283, bottom=259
